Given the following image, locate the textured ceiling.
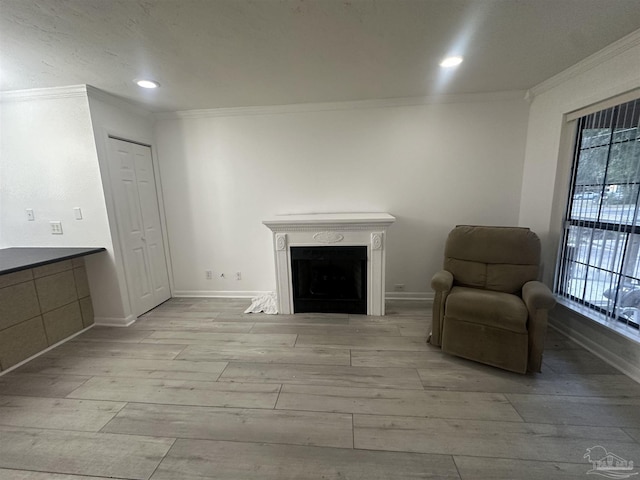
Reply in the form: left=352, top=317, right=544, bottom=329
left=1, top=0, right=640, bottom=112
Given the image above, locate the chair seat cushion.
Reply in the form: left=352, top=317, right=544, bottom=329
left=445, top=286, right=528, bottom=333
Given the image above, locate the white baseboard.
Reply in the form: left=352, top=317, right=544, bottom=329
left=94, top=314, right=136, bottom=327
left=173, top=290, right=270, bottom=299
left=0, top=324, right=94, bottom=377
left=385, top=291, right=433, bottom=301
left=549, top=315, right=640, bottom=384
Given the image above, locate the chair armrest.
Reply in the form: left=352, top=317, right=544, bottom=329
left=431, top=270, right=454, bottom=293
left=522, top=281, right=556, bottom=312
left=522, top=280, right=556, bottom=373
left=429, top=270, right=453, bottom=347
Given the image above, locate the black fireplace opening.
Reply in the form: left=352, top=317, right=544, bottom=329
left=291, top=246, right=367, bottom=314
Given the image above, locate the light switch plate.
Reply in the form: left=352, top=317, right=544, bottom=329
left=26, top=209, right=35, bottom=221
left=50, top=221, right=63, bottom=235
left=74, top=207, right=83, bottom=220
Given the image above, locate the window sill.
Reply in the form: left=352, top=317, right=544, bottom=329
left=554, top=296, right=640, bottom=346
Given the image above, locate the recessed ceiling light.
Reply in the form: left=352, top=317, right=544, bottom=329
left=439, top=56, right=463, bottom=68
left=136, top=79, right=160, bottom=89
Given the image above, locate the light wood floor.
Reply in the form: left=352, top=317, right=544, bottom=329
left=0, top=298, right=639, bottom=479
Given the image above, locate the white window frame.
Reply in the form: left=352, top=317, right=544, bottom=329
left=555, top=94, right=640, bottom=342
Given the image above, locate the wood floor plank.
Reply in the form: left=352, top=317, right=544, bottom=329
left=544, top=329, right=581, bottom=350
left=454, top=456, right=593, bottom=480
left=0, top=395, right=125, bottom=432
left=43, top=341, right=186, bottom=360
left=17, top=355, right=227, bottom=382
left=0, top=426, right=173, bottom=480
left=131, top=318, right=253, bottom=332
left=103, top=402, right=353, bottom=448
left=353, top=415, right=640, bottom=462
left=176, top=345, right=350, bottom=366
left=146, top=300, right=247, bottom=314
left=0, top=374, right=90, bottom=398
left=217, top=313, right=350, bottom=325
left=142, top=310, right=220, bottom=319
left=418, top=368, right=640, bottom=396
left=142, top=332, right=297, bottom=346
left=265, top=312, right=349, bottom=321
left=506, top=393, right=640, bottom=427
left=276, top=384, right=523, bottom=421
left=543, top=349, right=621, bottom=375
left=150, top=439, right=461, bottom=480
left=296, top=334, right=429, bottom=351
left=625, top=428, right=640, bottom=442
left=67, top=376, right=280, bottom=408
left=349, top=315, right=430, bottom=326
left=249, top=324, right=401, bottom=336
left=396, top=323, right=428, bottom=337
left=0, top=469, right=115, bottom=480
left=71, top=326, right=154, bottom=343
left=351, top=349, right=454, bottom=368
left=187, top=303, right=254, bottom=313
left=219, top=363, right=424, bottom=389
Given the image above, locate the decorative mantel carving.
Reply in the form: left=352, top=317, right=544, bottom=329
left=313, top=232, right=344, bottom=244
left=275, top=234, right=287, bottom=251
left=371, top=232, right=383, bottom=250
left=263, top=213, right=396, bottom=316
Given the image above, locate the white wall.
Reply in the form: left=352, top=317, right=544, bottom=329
left=0, top=89, right=107, bottom=246
left=0, top=86, right=127, bottom=320
left=86, top=87, right=166, bottom=324
left=155, top=94, right=530, bottom=297
left=519, top=31, right=640, bottom=283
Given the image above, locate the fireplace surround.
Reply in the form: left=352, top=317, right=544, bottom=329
left=263, top=213, right=395, bottom=315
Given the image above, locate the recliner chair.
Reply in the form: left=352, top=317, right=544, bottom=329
left=429, top=225, right=556, bottom=373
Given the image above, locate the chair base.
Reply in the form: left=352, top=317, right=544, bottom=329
left=442, top=316, right=528, bottom=374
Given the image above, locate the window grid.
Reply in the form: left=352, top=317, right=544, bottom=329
left=556, top=98, right=640, bottom=333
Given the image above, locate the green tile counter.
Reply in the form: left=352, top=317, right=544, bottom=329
left=0, top=247, right=106, bottom=372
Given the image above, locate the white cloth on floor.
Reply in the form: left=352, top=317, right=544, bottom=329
left=244, top=292, right=278, bottom=314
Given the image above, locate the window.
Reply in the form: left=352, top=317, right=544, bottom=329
left=556, top=98, right=640, bottom=335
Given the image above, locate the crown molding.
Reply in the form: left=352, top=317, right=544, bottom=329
left=0, top=84, right=153, bottom=120
left=85, top=85, right=154, bottom=119
left=0, top=85, right=88, bottom=102
left=527, top=28, right=640, bottom=100
left=156, top=90, right=527, bottom=120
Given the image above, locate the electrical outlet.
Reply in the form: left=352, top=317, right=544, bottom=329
left=236, top=272, right=242, bottom=280
left=50, top=221, right=63, bottom=235
left=394, top=284, right=405, bottom=291
left=205, top=270, right=213, bottom=280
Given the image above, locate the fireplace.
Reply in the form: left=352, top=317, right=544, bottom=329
left=291, top=246, right=367, bottom=314
left=263, top=213, right=395, bottom=315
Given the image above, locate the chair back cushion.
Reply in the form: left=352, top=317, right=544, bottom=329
left=444, top=225, right=540, bottom=293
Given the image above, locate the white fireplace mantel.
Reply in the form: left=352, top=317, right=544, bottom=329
left=263, top=213, right=396, bottom=315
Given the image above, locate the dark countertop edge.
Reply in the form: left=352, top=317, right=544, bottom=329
left=0, top=247, right=107, bottom=276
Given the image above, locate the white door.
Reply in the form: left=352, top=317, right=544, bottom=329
left=108, top=138, right=171, bottom=316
